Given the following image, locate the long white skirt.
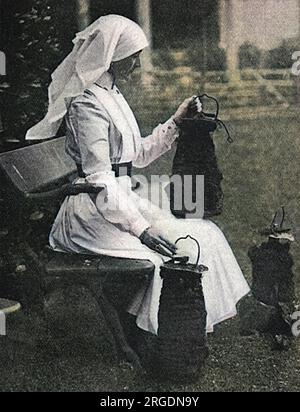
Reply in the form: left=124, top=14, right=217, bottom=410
left=49, top=178, right=250, bottom=335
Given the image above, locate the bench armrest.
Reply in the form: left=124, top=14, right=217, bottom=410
left=25, top=183, right=107, bottom=201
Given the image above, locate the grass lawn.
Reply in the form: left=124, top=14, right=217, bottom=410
left=0, top=115, right=299, bottom=392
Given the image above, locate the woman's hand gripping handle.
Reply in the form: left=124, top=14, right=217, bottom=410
left=140, top=227, right=177, bottom=258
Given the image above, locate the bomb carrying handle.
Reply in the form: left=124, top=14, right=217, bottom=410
left=199, top=93, right=220, bottom=119
left=197, top=94, right=234, bottom=144
left=174, top=235, right=201, bottom=269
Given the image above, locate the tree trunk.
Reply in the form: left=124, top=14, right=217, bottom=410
left=219, top=0, right=242, bottom=83
left=77, top=0, right=91, bottom=31
left=136, top=0, right=153, bottom=82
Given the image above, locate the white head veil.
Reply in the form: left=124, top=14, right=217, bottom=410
left=25, top=15, right=149, bottom=140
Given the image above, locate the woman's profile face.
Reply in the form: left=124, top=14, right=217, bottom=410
left=112, top=51, right=142, bottom=80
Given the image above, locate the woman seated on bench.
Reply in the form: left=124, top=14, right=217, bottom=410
left=26, top=15, right=250, bottom=336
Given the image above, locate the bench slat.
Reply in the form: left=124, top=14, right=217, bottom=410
left=45, top=253, right=155, bottom=277
left=0, top=137, right=76, bottom=194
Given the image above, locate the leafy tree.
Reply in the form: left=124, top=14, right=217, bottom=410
left=0, top=0, right=76, bottom=147
left=266, top=39, right=299, bottom=70
left=239, top=42, right=261, bottom=69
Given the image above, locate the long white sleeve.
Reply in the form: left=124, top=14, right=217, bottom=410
left=133, top=117, right=179, bottom=168
left=67, top=98, right=150, bottom=238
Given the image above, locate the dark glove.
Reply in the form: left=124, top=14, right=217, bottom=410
left=139, top=227, right=177, bottom=258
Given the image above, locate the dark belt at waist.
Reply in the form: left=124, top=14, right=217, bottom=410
left=76, top=162, right=133, bottom=179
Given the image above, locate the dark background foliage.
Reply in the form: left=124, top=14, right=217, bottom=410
left=0, top=0, right=77, bottom=147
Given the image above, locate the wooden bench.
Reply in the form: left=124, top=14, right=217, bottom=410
left=0, top=137, right=155, bottom=367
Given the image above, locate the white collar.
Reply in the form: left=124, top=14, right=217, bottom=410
left=95, top=71, right=118, bottom=92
